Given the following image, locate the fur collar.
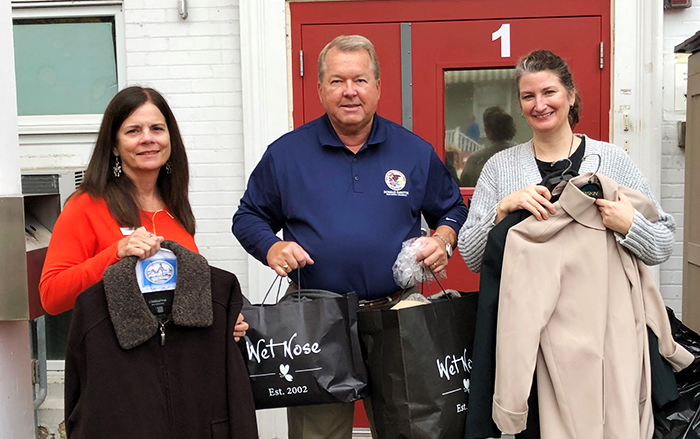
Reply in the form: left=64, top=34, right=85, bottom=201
left=103, top=240, right=213, bottom=350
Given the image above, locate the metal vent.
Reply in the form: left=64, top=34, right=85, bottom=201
left=73, top=170, right=85, bottom=189
left=21, top=174, right=60, bottom=195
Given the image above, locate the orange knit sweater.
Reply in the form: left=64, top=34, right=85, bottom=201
left=39, top=192, right=198, bottom=315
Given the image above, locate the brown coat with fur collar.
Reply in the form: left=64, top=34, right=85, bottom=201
left=64, top=241, right=257, bottom=439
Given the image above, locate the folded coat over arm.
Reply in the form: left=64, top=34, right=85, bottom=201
left=492, top=174, right=694, bottom=439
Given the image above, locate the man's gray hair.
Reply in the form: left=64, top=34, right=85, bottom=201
left=317, top=35, right=380, bottom=82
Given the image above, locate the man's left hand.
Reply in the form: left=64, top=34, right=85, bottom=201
left=415, top=226, right=456, bottom=273
left=595, top=192, right=634, bottom=235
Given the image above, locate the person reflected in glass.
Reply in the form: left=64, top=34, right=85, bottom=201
left=458, top=49, right=675, bottom=272
left=463, top=110, right=481, bottom=143
left=445, top=145, right=462, bottom=185
left=460, top=106, right=516, bottom=187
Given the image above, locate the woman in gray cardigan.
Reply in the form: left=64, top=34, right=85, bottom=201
left=458, top=50, right=674, bottom=272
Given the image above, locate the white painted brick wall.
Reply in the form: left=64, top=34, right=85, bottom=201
left=123, top=0, right=249, bottom=289
left=661, top=5, right=700, bottom=315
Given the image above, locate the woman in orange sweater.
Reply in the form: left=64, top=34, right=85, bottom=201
left=40, top=86, right=195, bottom=314
left=40, top=87, right=246, bottom=339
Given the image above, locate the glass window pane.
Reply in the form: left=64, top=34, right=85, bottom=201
left=13, top=17, right=118, bottom=116
left=444, top=68, right=532, bottom=187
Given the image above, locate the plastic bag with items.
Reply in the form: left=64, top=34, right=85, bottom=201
left=392, top=237, right=447, bottom=289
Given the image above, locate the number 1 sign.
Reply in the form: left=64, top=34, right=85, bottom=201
left=492, top=23, right=511, bottom=58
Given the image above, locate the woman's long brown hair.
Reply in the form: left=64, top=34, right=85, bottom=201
left=78, top=86, right=195, bottom=235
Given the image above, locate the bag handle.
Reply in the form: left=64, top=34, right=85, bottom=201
left=260, top=275, right=285, bottom=305
left=260, top=267, right=305, bottom=305
left=293, top=266, right=302, bottom=297
left=420, top=265, right=447, bottom=297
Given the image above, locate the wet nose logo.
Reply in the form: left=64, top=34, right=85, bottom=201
left=145, top=260, right=174, bottom=284
left=463, top=378, right=470, bottom=393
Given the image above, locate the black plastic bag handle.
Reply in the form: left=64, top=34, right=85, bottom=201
left=260, top=267, right=306, bottom=305
left=260, top=275, right=284, bottom=305
left=419, top=265, right=447, bottom=297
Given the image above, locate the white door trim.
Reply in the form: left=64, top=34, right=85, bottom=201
left=612, top=0, right=663, bottom=279
left=240, top=0, right=290, bottom=305
left=240, top=1, right=290, bottom=437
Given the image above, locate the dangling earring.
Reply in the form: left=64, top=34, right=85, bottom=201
left=570, top=104, right=574, bottom=111
left=113, top=156, right=122, bottom=178
left=165, top=160, right=172, bottom=175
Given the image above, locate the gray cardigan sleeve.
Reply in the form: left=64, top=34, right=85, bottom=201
left=608, top=147, right=675, bottom=266
left=457, top=160, right=500, bottom=273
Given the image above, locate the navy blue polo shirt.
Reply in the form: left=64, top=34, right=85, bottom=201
left=232, top=114, right=468, bottom=300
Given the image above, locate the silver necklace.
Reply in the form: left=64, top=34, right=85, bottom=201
left=532, top=134, right=575, bottom=166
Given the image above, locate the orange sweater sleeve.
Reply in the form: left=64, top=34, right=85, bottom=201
left=40, top=193, right=199, bottom=315
left=39, top=194, right=123, bottom=315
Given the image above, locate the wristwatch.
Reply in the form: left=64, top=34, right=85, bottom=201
left=433, top=234, right=453, bottom=258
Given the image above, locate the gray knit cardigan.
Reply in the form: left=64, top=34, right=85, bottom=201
left=458, top=135, right=675, bottom=272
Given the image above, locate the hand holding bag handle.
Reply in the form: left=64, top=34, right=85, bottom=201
left=280, top=267, right=354, bottom=302
left=254, top=268, right=339, bottom=305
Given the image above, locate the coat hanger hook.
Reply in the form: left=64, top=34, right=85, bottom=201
left=582, top=153, right=602, bottom=177
left=562, top=158, right=573, bottom=176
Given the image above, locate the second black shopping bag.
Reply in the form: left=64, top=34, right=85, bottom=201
left=359, top=290, right=478, bottom=439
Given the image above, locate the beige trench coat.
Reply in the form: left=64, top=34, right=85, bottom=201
left=492, top=173, right=694, bottom=439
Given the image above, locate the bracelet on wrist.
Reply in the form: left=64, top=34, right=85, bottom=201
left=433, top=234, right=453, bottom=258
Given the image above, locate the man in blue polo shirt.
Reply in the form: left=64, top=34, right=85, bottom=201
left=232, top=35, right=467, bottom=439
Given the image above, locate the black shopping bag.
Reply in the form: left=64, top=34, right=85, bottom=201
left=359, top=292, right=478, bottom=439
left=240, top=279, right=368, bottom=409
left=653, top=307, right=700, bottom=439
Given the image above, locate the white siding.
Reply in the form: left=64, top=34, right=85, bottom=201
left=661, top=5, right=700, bottom=315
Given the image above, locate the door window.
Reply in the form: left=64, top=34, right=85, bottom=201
left=444, top=68, right=532, bottom=187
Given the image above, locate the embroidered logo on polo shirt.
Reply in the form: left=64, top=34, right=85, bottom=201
left=384, top=170, right=408, bottom=197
